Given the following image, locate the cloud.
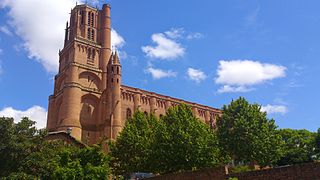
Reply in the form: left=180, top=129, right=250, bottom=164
left=145, top=65, right=177, bottom=79
left=261, top=104, right=288, bottom=115
left=186, top=32, right=204, bottom=40
left=0, top=25, right=13, bottom=36
left=0, top=106, right=48, bottom=129
left=215, top=60, right=286, bottom=93
left=0, top=0, right=125, bottom=73
left=111, top=29, right=125, bottom=49
left=164, top=28, right=184, bottom=39
left=187, top=68, right=207, bottom=83
left=217, top=85, right=253, bottom=93
left=142, top=31, right=185, bottom=60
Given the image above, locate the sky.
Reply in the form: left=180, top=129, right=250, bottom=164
left=0, top=0, right=319, bottom=131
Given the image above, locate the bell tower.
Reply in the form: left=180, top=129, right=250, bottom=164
left=47, top=3, right=114, bottom=142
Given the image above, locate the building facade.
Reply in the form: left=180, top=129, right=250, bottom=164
left=47, top=3, right=221, bottom=144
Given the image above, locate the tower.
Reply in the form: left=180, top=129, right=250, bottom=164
left=47, top=3, right=121, bottom=142
left=47, top=3, right=222, bottom=145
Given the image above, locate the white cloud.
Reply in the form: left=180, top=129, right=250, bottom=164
left=0, top=0, right=125, bottom=73
left=145, top=66, right=177, bottom=80
left=164, top=28, right=184, bottom=39
left=0, top=106, right=48, bottom=129
left=217, top=85, right=253, bottom=93
left=186, top=32, right=203, bottom=40
left=111, top=29, right=125, bottom=49
left=187, top=68, right=207, bottom=83
left=0, top=25, right=13, bottom=36
left=261, top=104, right=288, bottom=115
left=142, top=32, right=185, bottom=60
left=215, top=60, right=286, bottom=93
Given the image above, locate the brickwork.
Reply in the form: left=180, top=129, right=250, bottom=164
left=146, top=167, right=227, bottom=180
left=228, top=162, right=320, bottom=180
left=145, top=162, right=320, bottom=180
left=47, top=3, right=222, bottom=144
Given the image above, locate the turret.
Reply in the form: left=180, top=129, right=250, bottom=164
left=99, top=4, right=112, bottom=90
left=108, top=52, right=122, bottom=139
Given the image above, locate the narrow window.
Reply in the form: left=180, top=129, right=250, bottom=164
left=91, top=13, right=94, bottom=27
left=80, top=11, right=84, bottom=25
left=88, top=12, right=91, bottom=25
left=91, top=29, right=95, bottom=41
left=87, top=28, right=91, bottom=39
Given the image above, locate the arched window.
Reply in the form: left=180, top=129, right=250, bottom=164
left=80, top=11, right=84, bottom=25
left=87, top=28, right=91, bottom=39
left=88, top=12, right=91, bottom=25
left=126, top=108, right=132, bottom=119
left=91, top=13, right=94, bottom=27
left=117, top=67, right=119, bottom=74
left=91, top=29, right=95, bottom=40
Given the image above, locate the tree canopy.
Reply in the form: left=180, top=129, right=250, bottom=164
left=110, top=104, right=224, bottom=175
left=0, top=117, right=110, bottom=179
left=216, top=97, right=283, bottom=167
left=276, top=128, right=316, bottom=166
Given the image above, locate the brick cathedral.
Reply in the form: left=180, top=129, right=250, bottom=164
left=47, top=3, right=221, bottom=144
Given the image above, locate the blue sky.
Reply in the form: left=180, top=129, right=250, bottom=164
left=0, top=0, right=319, bottom=131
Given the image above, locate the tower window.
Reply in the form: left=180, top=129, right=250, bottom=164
left=80, top=11, right=84, bottom=25
left=87, top=28, right=91, bottom=39
left=91, top=13, right=94, bottom=27
left=88, top=12, right=91, bottom=25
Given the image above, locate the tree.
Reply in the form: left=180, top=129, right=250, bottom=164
left=0, top=116, right=110, bottom=179
left=216, top=97, right=283, bottom=167
left=110, top=105, right=224, bottom=176
left=315, top=128, right=320, bottom=159
left=109, top=111, right=158, bottom=176
left=152, top=104, right=223, bottom=174
left=0, top=117, right=39, bottom=177
left=276, top=129, right=316, bottom=166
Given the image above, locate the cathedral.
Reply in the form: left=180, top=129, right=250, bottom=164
left=46, top=3, right=221, bottom=144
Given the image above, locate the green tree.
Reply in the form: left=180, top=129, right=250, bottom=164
left=216, top=97, right=283, bottom=167
left=0, top=116, right=110, bottom=179
left=315, top=128, right=320, bottom=159
left=109, top=111, right=158, bottom=176
left=152, top=104, right=223, bottom=174
left=0, top=117, right=39, bottom=177
left=276, top=129, right=316, bottom=166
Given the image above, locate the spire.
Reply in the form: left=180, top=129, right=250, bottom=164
left=113, top=51, right=120, bottom=64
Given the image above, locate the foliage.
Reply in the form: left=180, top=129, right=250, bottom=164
left=0, top=116, right=110, bottom=179
left=109, top=111, right=158, bottom=175
left=216, top=97, right=283, bottom=167
left=0, top=117, right=39, bottom=177
left=316, top=128, right=320, bottom=158
left=152, top=104, right=224, bottom=174
left=110, top=104, right=224, bottom=176
left=276, top=129, right=316, bottom=166
left=229, top=165, right=251, bottom=173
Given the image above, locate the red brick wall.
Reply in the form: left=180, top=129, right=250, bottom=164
left=146, top=162, right=320, bottom=180
left=228, top=162, right=320, bottom=180
left=146, top=166, right=226, bottom=180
